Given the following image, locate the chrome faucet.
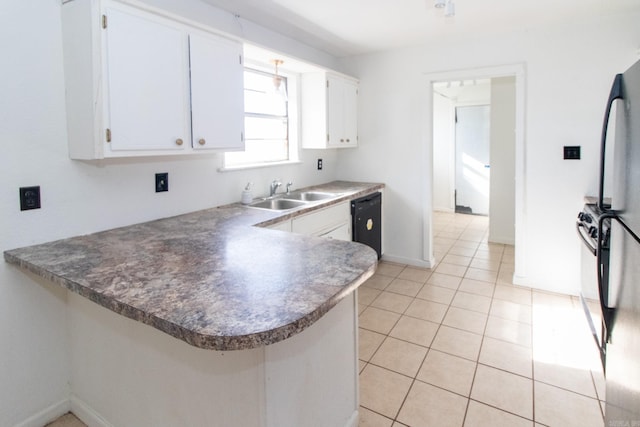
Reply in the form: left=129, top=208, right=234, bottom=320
left=286, top=181, right=293, bottom=195
left=270, top=179, right=282, bottom=197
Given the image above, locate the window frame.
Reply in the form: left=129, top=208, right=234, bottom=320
left=221, top=64, right=300, bottom=171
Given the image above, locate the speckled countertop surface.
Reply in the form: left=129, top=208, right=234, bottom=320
left=4, top=181, right=383, bottom=350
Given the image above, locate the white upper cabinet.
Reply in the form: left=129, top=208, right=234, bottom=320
left=105, top=7, right=190, bottom=153
left=327, top=75, right=358, bottom=147
left=189, top=33, right=244, bottom=151
left=61, top=0, right=244, bottom=159
left=301, top=72, right=358, bottom=149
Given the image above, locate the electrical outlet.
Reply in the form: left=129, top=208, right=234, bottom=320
left=155, top=173, right=169, bottom=192
left=564, top=146, right=581, bottom=160
left=317, top=159, right=323, bottom=170
left=19, top=186, right=41, bottom=211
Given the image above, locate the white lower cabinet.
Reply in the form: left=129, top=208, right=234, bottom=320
left=291, top=202, right=351, bottom=241
left=319, top=222, right=351, bottom=240
left=265, top=202, right=351, bottom=241
left=267, top=220, right=292, bottom=232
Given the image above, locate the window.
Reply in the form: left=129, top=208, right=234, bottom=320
left=224, top=68, right=296, bottom=168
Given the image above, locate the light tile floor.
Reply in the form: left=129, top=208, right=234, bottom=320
left=358, top=211, right=606, bottom=427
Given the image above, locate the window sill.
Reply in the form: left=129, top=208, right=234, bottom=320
left=218, top=160, right=302, bottom=172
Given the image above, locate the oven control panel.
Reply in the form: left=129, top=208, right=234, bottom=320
left=577, top=204, right=611, bottom=253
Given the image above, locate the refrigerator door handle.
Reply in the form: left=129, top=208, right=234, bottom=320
left=597, top=213, right=617, bottom=342
left=598, top=74, right=624, bottom=209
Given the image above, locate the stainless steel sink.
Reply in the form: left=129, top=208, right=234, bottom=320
left=249, top=198, right=308, bottom=211
left=285, top=191, right=339, bottom=202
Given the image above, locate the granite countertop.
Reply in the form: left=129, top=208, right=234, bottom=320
left=4, top=181, right=383, bottom=351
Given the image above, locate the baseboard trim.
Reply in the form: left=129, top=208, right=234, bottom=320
left=345, top=409, right=359, bottom=427
left=70, top=395, right=113, bottom=427
left=14, top=399, right=69, bottom=427
left=512, top=273, right=531, bottom=288
left=488, top=235, right=516, bottom=245
left=381, top=254, right=434, bottom=269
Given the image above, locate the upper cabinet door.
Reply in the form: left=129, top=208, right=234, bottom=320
left=302, top=72, right=358, bottom=149
left=189, top=33, right=244, bottom=151
left=104, top=8, right=190, bottom=152
left=327, top=75, right=358, bottom=148
left=327, top=75, right=343, bottom=147
left=342, top=79, right=358, bottom=147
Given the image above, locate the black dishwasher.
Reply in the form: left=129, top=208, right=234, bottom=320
left=351, top=192, right=382, bottom=259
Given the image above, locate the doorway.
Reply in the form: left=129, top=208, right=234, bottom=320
left=432, top=78, right=514, bottom=235
left=424, top=64, right=525, bottom=284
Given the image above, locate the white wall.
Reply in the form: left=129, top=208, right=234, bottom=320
left=338, top=12, right=640, bottom=293
left=489, top=77, right=516, bottom=244
left=0, top=1, right=344, bottom=425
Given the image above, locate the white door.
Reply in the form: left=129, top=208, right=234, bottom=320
left=455, top=105, right=491, bottom=215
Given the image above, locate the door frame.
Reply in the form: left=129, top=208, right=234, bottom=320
left=422, top=63, right=527, bottom=285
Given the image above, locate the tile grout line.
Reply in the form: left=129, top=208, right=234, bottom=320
left=361, top=214, right=544, bottom=426
left=409, top=217, right=483, bottom=426
left=462, top=263, right=500, bottom=426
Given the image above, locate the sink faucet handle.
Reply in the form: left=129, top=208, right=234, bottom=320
left=286, top=181, right=293, bottom=194
left=270, top=179, right=282, bottom=196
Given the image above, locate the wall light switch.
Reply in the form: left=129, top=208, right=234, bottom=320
left=564, top=146, right=581, bottom=160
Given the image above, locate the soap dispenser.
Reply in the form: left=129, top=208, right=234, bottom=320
left=241, top=182, right=253, bottom=205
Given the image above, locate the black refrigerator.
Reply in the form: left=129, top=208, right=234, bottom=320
left=598, top=59, right=640, bottom=424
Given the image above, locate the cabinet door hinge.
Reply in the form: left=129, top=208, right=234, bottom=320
left=326, top=80, right=329, bottom=88
left=241, top=132, right=244, bottom=142
left=105, top=128, right=111, bottom=142
left=102, top=14, right=107, bottom=29
left=326, top=133, right=329, bottom=142
left=239, top=55, right=243, bottom=65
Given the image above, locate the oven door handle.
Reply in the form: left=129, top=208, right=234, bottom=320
left=576, top=221, right=597, bottom=255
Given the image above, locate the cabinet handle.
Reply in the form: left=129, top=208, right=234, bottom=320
left=198, top=138, right=206, bottom=146
left=176, top=138, right=184, bottom=146
left=340, top=139, right=345, bottom=142
left=346, top=139, right=350, bottom=143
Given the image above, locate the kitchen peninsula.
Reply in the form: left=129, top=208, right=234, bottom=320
left=4, top=181, right=382, bottom=427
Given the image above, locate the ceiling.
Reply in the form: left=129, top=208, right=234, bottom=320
left=199, top=0, right=639, bottom=57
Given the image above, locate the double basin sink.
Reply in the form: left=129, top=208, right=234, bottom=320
left=248, top=191, right=341, bottom=211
